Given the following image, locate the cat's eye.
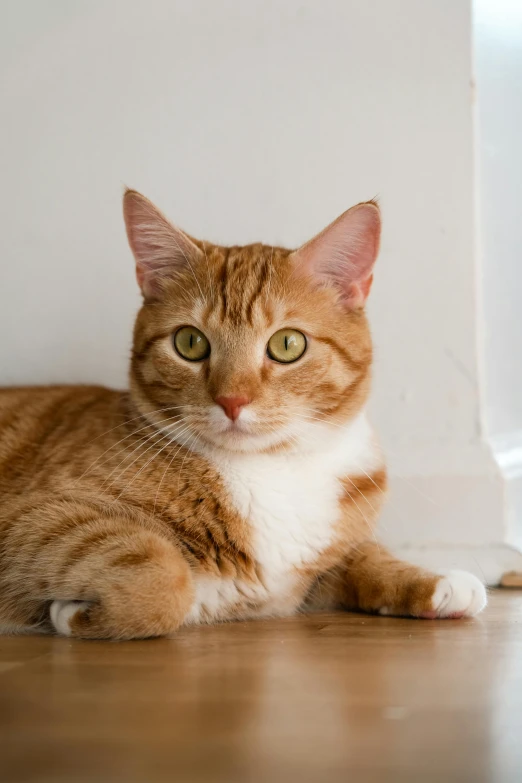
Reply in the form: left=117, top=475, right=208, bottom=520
left=267, top=329, right=307, bottom=363
left=174, top=326, right=210, bottom=361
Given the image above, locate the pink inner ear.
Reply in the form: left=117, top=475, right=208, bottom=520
left=293, top=202, right=381, bottom=309
left=123, top=189, right=202, bottom=299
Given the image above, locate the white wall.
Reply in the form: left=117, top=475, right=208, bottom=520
left=2, top=0, right=518, bottom=574
left=0, top=0, right=477, bottom=423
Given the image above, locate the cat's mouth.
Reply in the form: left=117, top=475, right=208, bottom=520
left=202, top=405, right=271, bottom=440
left=196, top=414, right=292, bottom=453
left=204, top=421, right=273, bottom=445
left=145, top=404, right=290, bottom=453
left=216, top=418, right=252, bottom=435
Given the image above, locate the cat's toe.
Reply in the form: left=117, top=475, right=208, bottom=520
left=421, top=570, right=487, bottom=619
left=50, top=599, right=90, bottom=636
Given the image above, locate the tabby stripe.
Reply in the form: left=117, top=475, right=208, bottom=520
left=313, top=335, right=366, bottom=372
left=37, top=515, right=101, bottom=550
left=342, top=468, right=387, bottom=501
left=110, top=550, right=152, bottom=568
left=245, top=255, right=271, bottom=325
left=134, top=329, right=175, bottom=359
left=219, top=248, right=232, bottom=321
left=56, top=528, right=116, bottom=577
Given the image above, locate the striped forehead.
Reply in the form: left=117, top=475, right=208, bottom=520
left=211, top=244, right=277, bottom=327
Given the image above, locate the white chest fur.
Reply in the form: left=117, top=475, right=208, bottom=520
left=185, top=414, right=380, bottom=624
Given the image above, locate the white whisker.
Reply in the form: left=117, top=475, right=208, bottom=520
left=75, top=409, right=190, bottom=482
left=102, top=419, right=189, bottom=491
left=153, top=430, right=198, bottom=515
left=112, top=422, right=194, bottom=500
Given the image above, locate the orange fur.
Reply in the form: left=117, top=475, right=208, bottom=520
left=0, top=191, right=484, bottom=639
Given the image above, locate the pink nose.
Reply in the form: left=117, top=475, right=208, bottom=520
left=215, top=395, right=250, bottom=421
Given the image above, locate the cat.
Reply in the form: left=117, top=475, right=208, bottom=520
left=0, top=190, right=487, bottom=639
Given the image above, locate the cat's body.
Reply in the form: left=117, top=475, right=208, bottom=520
left=0, top=385, right=385, bottom=632
left=0, top=192, right=486, bottom=639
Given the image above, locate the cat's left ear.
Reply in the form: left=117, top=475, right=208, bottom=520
left=291, top=201, right=381, bottom=309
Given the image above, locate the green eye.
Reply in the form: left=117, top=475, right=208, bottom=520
left=267, top=329, right=307, bottom=363
left=174, top=326, right=210, bottom=361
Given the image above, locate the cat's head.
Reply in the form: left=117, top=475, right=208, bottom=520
left=124, top=190, right=380, bottom=454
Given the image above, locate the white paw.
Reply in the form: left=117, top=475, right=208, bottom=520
left=428, top=570, right=487, bottom=618
left=50, top=600, right=90, bottom=636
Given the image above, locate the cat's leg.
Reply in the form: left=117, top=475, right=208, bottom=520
left=310, top=541, right=487, bottom=618
left=0, top=495, right=194, bottom=639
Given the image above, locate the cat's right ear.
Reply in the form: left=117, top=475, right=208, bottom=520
left=123, top=189, right=202, bottom=300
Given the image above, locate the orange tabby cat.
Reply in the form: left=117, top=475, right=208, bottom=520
left=0, top=190, right=486, bottom=639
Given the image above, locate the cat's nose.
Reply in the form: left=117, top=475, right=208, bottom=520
left=215, top=395, right=250, bottom=421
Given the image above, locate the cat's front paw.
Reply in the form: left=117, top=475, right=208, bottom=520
left=421, top=570, right=487, bottom=619
left=50, top=599, right=90, bottom=636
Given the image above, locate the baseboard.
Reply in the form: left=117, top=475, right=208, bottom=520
left=390, top=543, right=522, bottom=587
left=491, top=428, right=522, bottom=550
left=376, top=439, right=506, bottom=547
left=377, top=435, right=522, bottom=579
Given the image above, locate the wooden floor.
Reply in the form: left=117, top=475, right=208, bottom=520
left=1, top=590, right=522, bottom=783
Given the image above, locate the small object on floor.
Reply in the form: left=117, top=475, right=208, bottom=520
left=500, top=571, right=522, bottom=588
